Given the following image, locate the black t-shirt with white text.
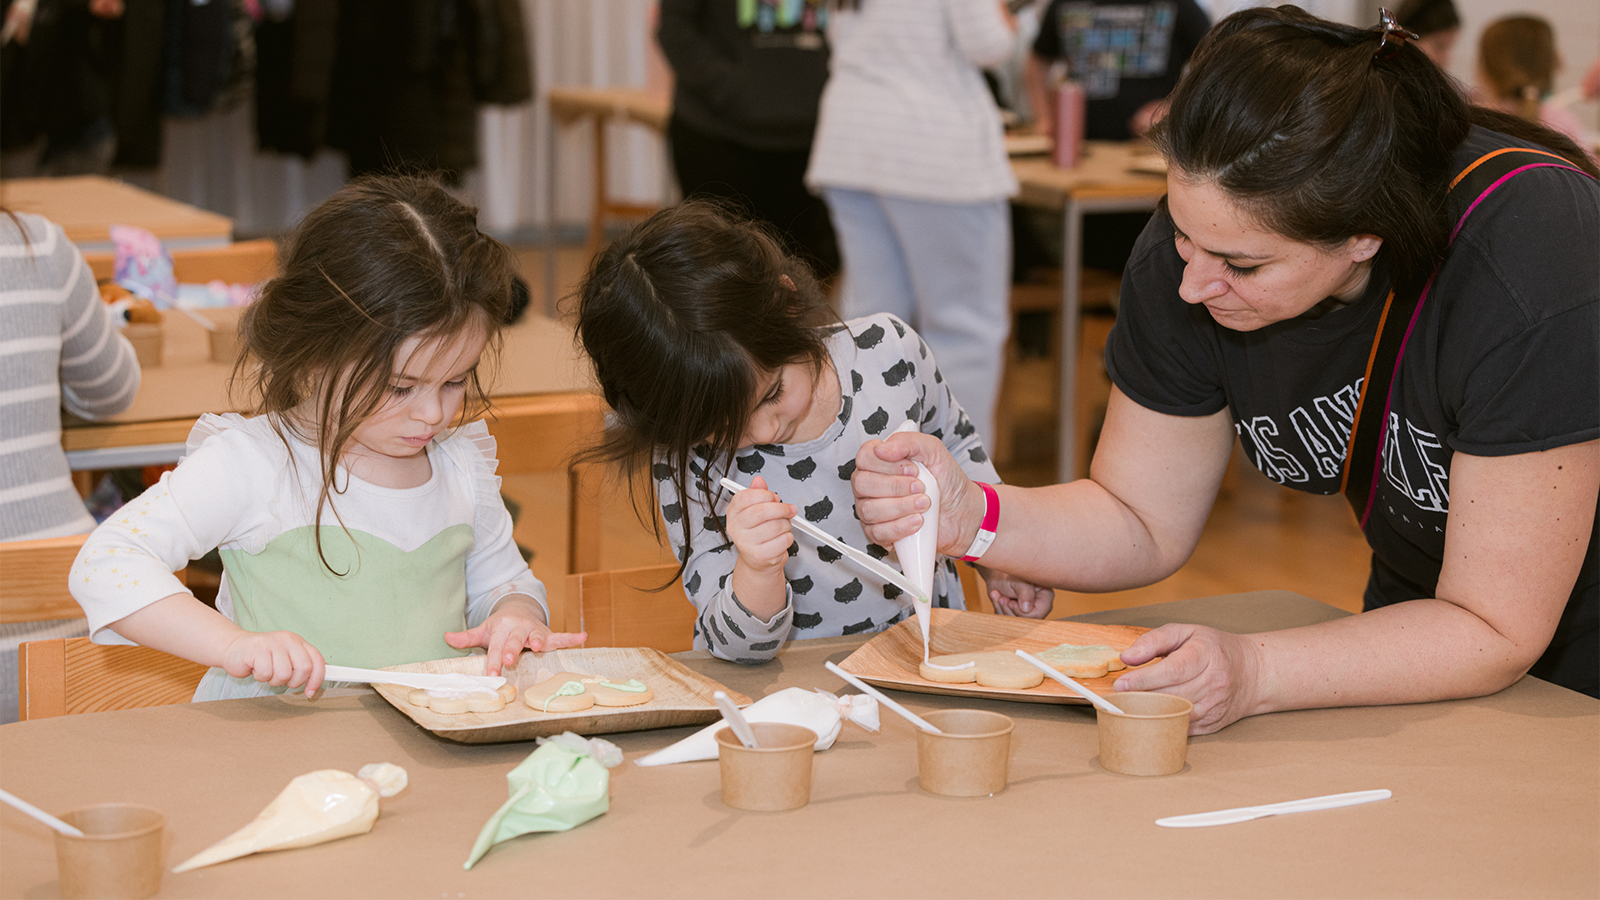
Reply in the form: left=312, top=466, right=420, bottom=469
left=1105, top=127, right=1599, bottom=696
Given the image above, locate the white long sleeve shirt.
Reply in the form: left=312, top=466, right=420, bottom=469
left=806, top=0, right=1019, bottom=203
left=71, top=414, right=547, bottom=699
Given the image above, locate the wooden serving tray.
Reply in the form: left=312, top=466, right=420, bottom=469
left=371, top=648, right=751, bottom=744
left=837, top=608, right=1150, bottom=705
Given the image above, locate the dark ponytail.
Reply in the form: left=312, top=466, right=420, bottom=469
left=1151, top=5, right=1598, bottom=294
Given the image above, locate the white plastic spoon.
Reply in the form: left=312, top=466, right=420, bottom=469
left=824, top=661, right=943, bottom=734
left=0, top=788, right=85, bottom=837
left=323, top=665, right=506, bottom=695
left=1013, top=649, right=1124, bottom=714
left=713, top=691, right=759, bottom=748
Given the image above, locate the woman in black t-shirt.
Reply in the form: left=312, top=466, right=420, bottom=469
left=851, top=7, right=1599, bottom=733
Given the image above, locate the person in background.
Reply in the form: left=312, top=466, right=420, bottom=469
left=1476, top=14, right=1591, bottom=157
left=1024, top=0, right=1210, bottom=274
left=0, top=208, right=140, bottom=723
left=1024, top=0, right=1210, bottom=143
left=805, top=0, right=1017, bottom=445
left=657, top=0, right=839, bottom=280
left=1394, top=0, right=1459, bottom=69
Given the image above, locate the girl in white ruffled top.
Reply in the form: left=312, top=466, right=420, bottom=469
left=69, top=175, right=587, bottom=701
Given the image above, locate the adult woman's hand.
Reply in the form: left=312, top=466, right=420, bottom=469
left=1114, top=623, right=1265, bottom=734
left=851, top=430, right=986, bottom=559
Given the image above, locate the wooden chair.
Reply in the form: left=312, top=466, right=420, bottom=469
left=0, top=534, right=91, bottom=625
left=482, top=392, right=608, bottom=575
left=17, top=638, right=207, bottom=720
left=993, top=267, right=1120, bottom=475
left=3, top=533, right=200, bottom=720
left=559, top=563, right=696, bottom=654
left=80, top=238, right=280, bottom=285
left=559, top=563, right=994, bottom=655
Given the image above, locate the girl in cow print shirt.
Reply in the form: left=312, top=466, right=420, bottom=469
left=576, top=202, right=1054, bottom=663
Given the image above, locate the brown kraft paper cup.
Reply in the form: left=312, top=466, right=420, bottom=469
left=1097, top=691, right=1194, bottom=776
left=203, top=305, right=245, bottom=363
left=121, top=323, right=163, bottom=368
left=715, top=722, right=817, bottom=811
left=916, top=709, right=1015, bottom=797
left=54, top=803, right=166, bottom=900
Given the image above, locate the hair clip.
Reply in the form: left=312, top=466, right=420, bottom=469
left=1370, top=7, right=1420, bottom=60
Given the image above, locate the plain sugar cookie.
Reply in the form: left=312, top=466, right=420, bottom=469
left=522, top=672, right=598, bottom=713
left=1035, top=643, right=1126, bottom=679
left=920, top=651, right=1045, bottom=689
left=406, top=682, right=516, bottom=715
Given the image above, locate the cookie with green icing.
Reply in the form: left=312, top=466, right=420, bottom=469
left=521, top=672, right=598, bottom=713
left=590, top=678, right=654, bottom=708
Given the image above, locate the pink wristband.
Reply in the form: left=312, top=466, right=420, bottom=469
left=961, top=482, right=999, bottom=562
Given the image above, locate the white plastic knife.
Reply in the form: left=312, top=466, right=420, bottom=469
left=719, top=477, right=929, bottom=605
left=1156, top=789, right=1391, bottom=828
left=324, top=664, right=506, bottom=694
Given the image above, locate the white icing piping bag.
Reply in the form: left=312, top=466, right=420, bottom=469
left=1013, top=649, right=1124, bottom=714
left=887, top=420, right=971, bottom=672
left=825, top=661, right=942, bottom=734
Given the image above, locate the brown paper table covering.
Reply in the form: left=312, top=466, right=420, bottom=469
left=2, top=591, right=1596, bottom=899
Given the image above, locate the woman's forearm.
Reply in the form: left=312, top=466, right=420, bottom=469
left=1247, top=597, right=1542, bottom=716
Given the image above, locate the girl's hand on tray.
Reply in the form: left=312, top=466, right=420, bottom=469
left=447, top=596, right=587, bottom=676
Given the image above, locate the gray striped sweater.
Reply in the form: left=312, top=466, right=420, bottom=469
left=1, top=211, right=140, bottom=541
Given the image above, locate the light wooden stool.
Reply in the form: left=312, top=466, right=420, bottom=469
left=993, top=268, right=1120, bottom=472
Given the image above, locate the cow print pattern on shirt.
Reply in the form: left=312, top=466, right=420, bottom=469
left=654, top=314, right=999, bottom=665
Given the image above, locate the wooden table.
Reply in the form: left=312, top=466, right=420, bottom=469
left=3, top=591, right=1594, bottom=899
left=0, top=176, right=233, bottom=254
left=1012, top=141, right=1169, bottom=481
left=60, top=312, right=596, bottom=470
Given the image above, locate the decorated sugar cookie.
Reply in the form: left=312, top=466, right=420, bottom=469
left=407, top=683, right=517, bottom=715
left=590, top=678, right=654, bottom=707
left=522, top=672, right=599, bottom=713
left=919, top=650, right=1045, bottom=689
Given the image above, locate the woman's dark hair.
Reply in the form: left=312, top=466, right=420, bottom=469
left=574, top=200, right=836, bottom=575
left=1150, top=5, right=1599, bottom=294
left=238, top=173, right=516, bottom=572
